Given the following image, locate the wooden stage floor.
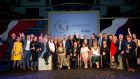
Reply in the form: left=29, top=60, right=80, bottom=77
left=0, top=68, right=140, bottom=79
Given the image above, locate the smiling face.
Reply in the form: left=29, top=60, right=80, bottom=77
left=103, top=41, right=107, bottom=46
left=119, top=34, right=123, bottom=40
left=59, top=42, right=63, bottom=47
left=126, top=35, right=132, bottom=42
left=43, top=37, right=47, bottom=43
left=11, top=33, right=16, bottom=39
left=26, top=35, right=30, bottom=40
left=16, top=36, right=21, bottom=42
left=109, top=35, right=113, bottom=41
left=33, top=36, right=37, bottom=42
left=82, top=43, right=86, bottom=47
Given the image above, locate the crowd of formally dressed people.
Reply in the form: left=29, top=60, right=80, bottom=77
left=0, top=28, right=140, bottom=72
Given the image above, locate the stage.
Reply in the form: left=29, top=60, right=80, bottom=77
left=1, top=68, right=140, bottom=79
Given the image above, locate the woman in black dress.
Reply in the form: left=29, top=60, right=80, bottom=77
left=126, top=35, right=137, bottom=72
left=30, top=36, right=39, bottom=71
left=128, top=28, right=140, bottom=70
left=100, top=41, right=110, bottom=68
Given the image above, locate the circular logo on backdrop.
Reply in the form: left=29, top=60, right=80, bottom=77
left=54, top=20, right=69, bottom=33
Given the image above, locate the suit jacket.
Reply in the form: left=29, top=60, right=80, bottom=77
left=116, top=40, right=127, bottom=52
left=73, top=35, right=83, bottom=47
left=65, top=39, right=73, bottom=54
left=126, top=41, right=136, bottom=58
left=97, top=37, right=103, bottom=47
left=100, top=46, right=110, bottom=55
left=23, top=40, right=31, bottom=50
left=0, top=37, right=15, bottom=55
left=88, top=39, right=93, bottom=49
left=30, top=41, right=39, bottom=52
left=82, top=39, right=89, bottom=47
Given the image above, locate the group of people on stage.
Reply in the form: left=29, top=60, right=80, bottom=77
left=0, top=28, right=140, bottom=72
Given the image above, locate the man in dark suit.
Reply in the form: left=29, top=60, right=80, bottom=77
left=66, top=35, right=73, bottom=55
left=98, top=33, right=103, bottom=47
left=0, top=33, right=16, bottom=71
left=88, top=34, right=97, bottom=49
left=0, top=33, right=16, bottom=60
left=22, top=35, right=31, bottom=70
left=73, top=34, right=83, bottom=48
left=115, top=34, right=127, bottom=70
left=102, top=33, right=110, bottom=47
left=65, top=35, right=73, bottom=68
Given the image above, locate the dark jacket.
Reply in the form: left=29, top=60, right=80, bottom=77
left=126, top=41, right=136, bottom=58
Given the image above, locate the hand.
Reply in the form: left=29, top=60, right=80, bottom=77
left=103, top=52, right=106, bottom=55
left=127, top=45, right=131, bottom=49
left=74, top=54, right=76, bottom=56
left=126, top=50, right=129, bottom=53
left=121, top=51, right=124, bottom=54
left=79, top=45, right=81, bottom=47
left=22, top=55, right=24, bottom=59
left=32, top=47, right=35, bottom=49
left=127, top=45, right=130, bottom=49
left=37, top=49, right=39, bottom=52
left=74, top=49, right=77, bottom=53
left=128, top=28, right=130, bottom=30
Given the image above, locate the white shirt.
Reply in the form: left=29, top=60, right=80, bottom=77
left=91, top=47, right=100, bottom=56
left=119, top=41, right=122, bottom=50
left=84, top=39, right=87, bottom=44
left=25, top=40, right=31, bottom=50
left=80, top=47, right=89, bottom=54
left=49, top=42, right=55, bottom=53
left=63, top=40, right=66, bottom=48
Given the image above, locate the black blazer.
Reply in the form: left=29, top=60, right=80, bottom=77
left=126, top=41, right=136, bottom=58
left=116, top=40, right=127, bottom=51
left=73, top=35, right=83, bottom=47
left=0, top=37, right=15, bottom=54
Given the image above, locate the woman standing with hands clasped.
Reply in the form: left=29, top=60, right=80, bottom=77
left=11, top=36, right=23, bottom=71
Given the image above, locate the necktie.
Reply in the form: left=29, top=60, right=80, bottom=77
left=119, top=41, right=122, bottom=50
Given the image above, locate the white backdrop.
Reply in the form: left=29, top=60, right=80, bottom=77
left=48, top=11, right=100, bottom=38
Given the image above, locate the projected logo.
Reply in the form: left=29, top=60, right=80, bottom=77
left=54, top=20, right=69, bottom=33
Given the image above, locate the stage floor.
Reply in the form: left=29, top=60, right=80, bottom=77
left=1, top=68, right=140, bottom=79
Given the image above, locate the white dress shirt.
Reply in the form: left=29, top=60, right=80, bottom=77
left=48, top=42, right=55, bottom=53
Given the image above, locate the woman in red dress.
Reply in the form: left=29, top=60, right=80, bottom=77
left=110, top=35, right=117, bottom=65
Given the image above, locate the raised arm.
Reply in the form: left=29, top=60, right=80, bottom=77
left=73, top=32, right=78, bottom=41
left=128, top=28, right=132, bottom=37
